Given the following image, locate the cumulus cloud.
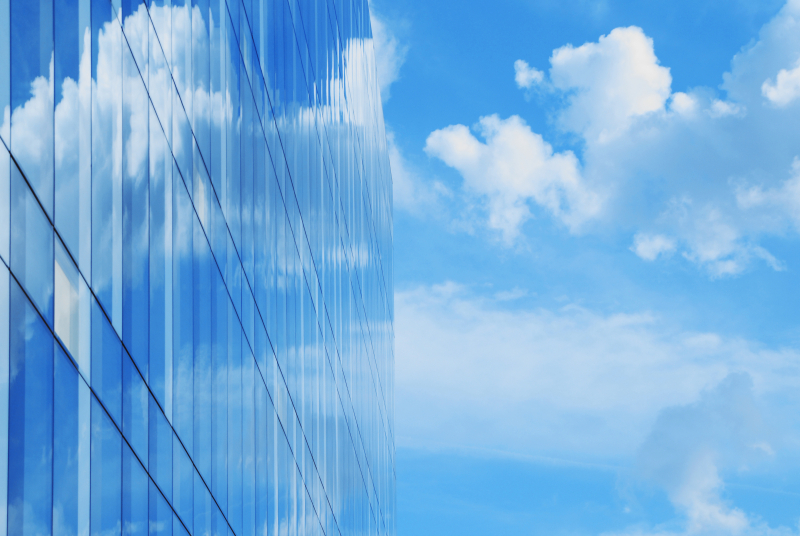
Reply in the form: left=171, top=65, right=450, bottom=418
left=548, top=26, right=673, bottom=143
left=514, top=59, right=545, bottom=89
left=632, top=233, right=677, bottom=261
left=424, top=114, right=601, bottom=241
left=420, top=2, right=800, bottom=275
left=395, top=283, right=800, bottom=460
left=762, top=61, right=800, bottom=106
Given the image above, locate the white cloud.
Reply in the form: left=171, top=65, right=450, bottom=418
left=632, top=233, right=676, bottom=261
left=514, top=59, right=545, bottom=89
left=762, top=61, right=800, bottom=106
left=369, top=6, right=408, bottom=102
left=708, top=99, right=746, bottom=118
left=419, top=2, right=800, bottom=275
left=549, top=26, right=672, bottom=143
left=396, top=283, right=800, bottom=460
left=599, top=374, right=800, bottom=536
left=635, top=374, right=763, bottom=535
left=424, top=114, right=601, bottom=242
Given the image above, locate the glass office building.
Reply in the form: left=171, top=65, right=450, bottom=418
left=0, top=0, right=394, bottom=535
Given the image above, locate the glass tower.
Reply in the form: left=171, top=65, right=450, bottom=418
left=0, top=0, right=395, bottom=535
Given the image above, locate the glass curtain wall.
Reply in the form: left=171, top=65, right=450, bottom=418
left=0, top=0, right=395, bottom=535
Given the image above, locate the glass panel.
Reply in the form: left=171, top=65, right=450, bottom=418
left=148, top=480, right=172, bottom=536
left=0, top=0, right=8, bottom=145
left=90, top=398, right=122, bottom=536
left=0, top=264, right=8, bottom=536
left=211, top=262, right=227, bottom=511
left=55, top=237, right=91, bottom=375
left=92, top=297, right=122, bottom=424
left=121, top=39, right=150, bottom=376
left=122, top=442, right=148, bottom=536
left=10, top=0, right=54, bottom=218
left=8, top=278, right=54, bottom=536
left=91, top=0, right=123, bottom=330
left=172, top=438, right=193, bottom=528
left=53, top=344, right=91, bottom=536
left=0, top=141, right=9, bottom=264
left=242, top=353, right=256, bottom=536
left=193, top=471, right=212, bottom=536
left=193, top=214, right=212, bottom=480
left=122, top=351, right=148, bottom=460
left=149, top=393, right=172, bottom=502
left=149, top=103, right=173, bottom=417
left=54, top=0, right=91, bottom=275
left=227, top=312, right=243, bottom=534
left=10, top=161, right=54, bottom=325
left=172, top=181, right=193, bottom=452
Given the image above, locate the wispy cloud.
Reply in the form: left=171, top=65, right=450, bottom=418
left=396, top=283, right=800, bottom=461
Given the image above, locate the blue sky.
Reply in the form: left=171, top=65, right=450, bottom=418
left=370, top=0, right=800, bottom=533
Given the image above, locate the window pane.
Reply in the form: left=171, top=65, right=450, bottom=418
left=122, top=442, right=148, bottom=536
left=92, top=297, right=122, bottom=424
left=10, top=0, right=54, bottom=218
left=149, top=393, right=172, bottom=502
left=91, top=0, right=122, bottom=330
left=149, top=104, right=172, bottom=418
left=173, top=438, right=193, bottom=528
left=122, top=351, right=148, bottom=460
left=90, top=398, right=122, bottom=536
left=172, top=182, right=193, bottom=452
left=0, top=263, right=8, bottom=536
left=55, top=237, right=92, bottom=370
left=53, top=344, right=91, bottom=536
left=148, top=480, right=172, bottom=536
left=121, top=37, right=150, bottom=376
left=54, top=0, right=91, bottom=275
left=0, top=142, right=9, bottom=264
left=8, top=278, right=54, bottom=536
left=10, top=161, right=54, bottom=325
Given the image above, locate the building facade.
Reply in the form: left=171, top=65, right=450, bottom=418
left=0, top=0, right=394, bottom=535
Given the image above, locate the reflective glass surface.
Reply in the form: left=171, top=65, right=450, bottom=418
left=0, top=1, right=395, bottom=535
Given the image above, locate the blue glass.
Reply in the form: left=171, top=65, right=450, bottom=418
left=0, top=142, right=9, bottom=264
left=122, top=39, right=150, bottom=376
left=54, top=0, right=91, bottom=275
left=227, top=314, right=243, bottom=533
left=193, top=472, right=212, bottom=536
left=0, top=264, right=8, bottom=536
left=173, top=438, right=193, bottom=528
left=0, top=0, right=8, bottom=147
left=92, top=0, right=123, bottom=329
left=193, top=215, right=212, bottom=480
left=1, top=0, right=396, bottom=533
left=93, top=297, right=123, bottom=425
left=149, top=105, right=173, bottom=417
left=149, top=480, right=172, bottom=536
left=211, top=263, right=228, bottom=512
left=173, top=181, right=194, bottom=452
left=149, top=393, right=173, bottom=502
left=54, top=344, right=91, bottom=536
left=91, top=398, right=122, bottom=536
left=123, top=351, right=149, bottom=461
left=242, top=353, right=256, bottom=536
left=8, top=278, right=53, bottom=536
left=10, top=0, right=54, bottom=218
left=10, top=161, right=54, bottom=325
left=122, top=442, right=149, bottom=536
